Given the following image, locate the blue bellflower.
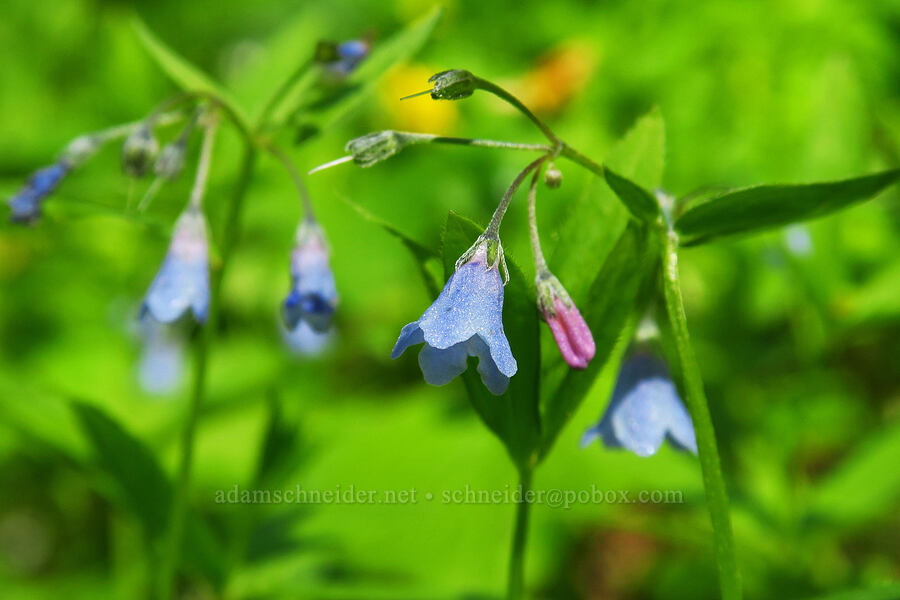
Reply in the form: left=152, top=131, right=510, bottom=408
left=8, top=161, right=70, bottom=223
left=581, top=352, right=697, bottom=457
left=392, top=240, right=517, bottom=395
left=284, top=320, right=332, bottom=355
left=141, top=205, right=210, bottom=324
left=282, top=219, right=338, bottom=334
left=137, top=316, right=184, bottom=395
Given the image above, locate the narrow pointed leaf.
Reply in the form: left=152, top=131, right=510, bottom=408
left=604, top=167, right=660, bottom=222
left=675, top=169, right=900, bottom=245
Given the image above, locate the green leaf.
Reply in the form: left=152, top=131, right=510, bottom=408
left=604, top=167, right=660, bottom=222
left=71, top=401, right=172, bottom=539
left=132, top=17, right=251, bottom=130
left=441, top=212, right=541, bottom=468
left=800, top=583, right=900, bottom=600
left=809, top=421, right=900, bottom=524
left=604, top=106, right=666, bottom=191
left=675, top=169, right=900, bottom=245
left=540, top=221, right=659, bottom=455
left=277, top=6, right=442, bottom=134
left=342, top=196, right=441, bottom=297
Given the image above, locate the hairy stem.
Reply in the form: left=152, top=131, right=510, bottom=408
left=526, top=168, right=548, bottom=274
left=485, top=156, right=548, bottom=237
left=506, top=466, right=533, bottom=600
left=474, top=77, right=561, bottom=146
left=660, top=226, right=742, bottom=600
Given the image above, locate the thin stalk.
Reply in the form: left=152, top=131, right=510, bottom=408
left=485, top=156, right=548, bottom=237
left=429, top=136, right=551, bottom=152
left=506, top=466, right=533, bottom=600
left=188, top=120, right=218, bottom=209
left=659, top=226, right=742, bottom=600
left=157, top=144, right=258, bottom=600
left=559, top=143, right=604, bottom=178
left=526, top=168, right=548, bottom=275
left=265, top=143, right=315, bottom=220
left=473, top=77, right=561, bottom=146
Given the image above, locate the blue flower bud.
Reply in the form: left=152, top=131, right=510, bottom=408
left=283, top=320, right=332, bottom=356
left=122, top=124, right=159, bottom=177
left=392, top=239, right=517, bottom=395
left=140, top=205, right=210, bottom=324
left=543, top=162, right=563, bottom=189
left=7, top=162, right=69, bottom=224
left=581, top=352, right=697, bottom=457
left=429, top=69, right=476, bottom=100
left=282, top=219, right=338, bottom=334
left=315, top=39, right=369, bottom=77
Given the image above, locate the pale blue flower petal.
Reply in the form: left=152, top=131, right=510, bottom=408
left=392, top=323, right=425, bottom=359
left=418, top=342, right=468, bottom=386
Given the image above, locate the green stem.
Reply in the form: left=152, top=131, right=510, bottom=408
left=256, top=57, right=314, bottom=130
left=156, top=144, right=258, bottom=600
left=474, top=77, right=561, bottom=146
left=659, top=226, right=742, bottom=600
left=559, top=143, right=604, bottom=177
left=506, top=466, right=533, bottom=600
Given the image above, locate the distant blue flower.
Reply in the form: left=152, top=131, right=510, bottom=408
left=391, top=240, right=517, bottom=395
left=328, top=40, right=369, bottom=75
left=581, top=352, right=697, bottom=457
left=283, top=320, right=332, bottom=356
left=141, top=205, right=210, bottom=324
left=282, top=219, right=337, bottom=334
left=137, top=316, right=184, bottom=395
left=8, top=161, right=70, bottom=223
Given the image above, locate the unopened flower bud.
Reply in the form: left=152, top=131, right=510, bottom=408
left=544, top=163, right=563, bottom=189
left=122, top=124, right=159, bottom=177
left=62, top=135, right=101, bottom=167
left=346, top=130, right=406, bottom=167
left=154, top=140, right=187, bottom=180
left=429, top=69, right=476, bottom=100
left=537, top=272, right=595, bottom=369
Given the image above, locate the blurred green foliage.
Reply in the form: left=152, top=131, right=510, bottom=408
left=1, top=0, right=899, bottom=599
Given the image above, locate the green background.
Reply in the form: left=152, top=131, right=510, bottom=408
left=1, top=0, right=899, bottom=598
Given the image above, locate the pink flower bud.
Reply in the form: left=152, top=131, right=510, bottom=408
left=537, top=274, right=595, bottom=369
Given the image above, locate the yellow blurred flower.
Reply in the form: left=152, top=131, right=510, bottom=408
left=512, top=41, right=598, bottom=115
left=378, top=64, right=459, bottom=135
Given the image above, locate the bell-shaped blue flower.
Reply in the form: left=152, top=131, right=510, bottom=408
left=282, top=219, right=338, bottom=334
left=8, top=161, right=70, bottom=223
left=283, top=320, right=332, bottom=356
left=141, top=205, right=210, bottom=324
left=391, top=238, right=517, bottom=395
left=136, top=316, right=184, bottom=395
left=581, top=352, right=697, bottom=457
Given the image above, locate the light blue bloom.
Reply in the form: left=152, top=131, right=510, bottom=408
left=284, top=320, right=332, bottom=356
left=141, top=205, right=210, bottom=324
left=391, top=242, right=517, bottom=395
left=331, top=40, right=369, bottom=75
left=137, top=316, right=184, bottom=395
left=282, top=219, right=338, bottom=333
left=581, top=353, right=697, bottom=457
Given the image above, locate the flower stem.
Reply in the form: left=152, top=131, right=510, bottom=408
left=264, top=143, right=316, bottom=220
left=188, top=119, right=218, bottom=209
left=485, top=156, right=548, bottom=238
left=526, top=168, right=549, bottom=275
left=473, top=76, right=561, bottom=146
left=559, top=143, right=604, bottom=177
left=506, top=466, right=533, bottom=600
left=659, top=226, right=742, bottom=600
left=157, top=144, right=258, bottom=600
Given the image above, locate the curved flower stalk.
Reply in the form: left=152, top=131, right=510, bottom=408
left=282, top=218, right=338, bottom=334
left=392, top=236, right=516, bottom=395
left=527, top=170, right=595, bottom=369
left=581, top=351, right=697, bottom=457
